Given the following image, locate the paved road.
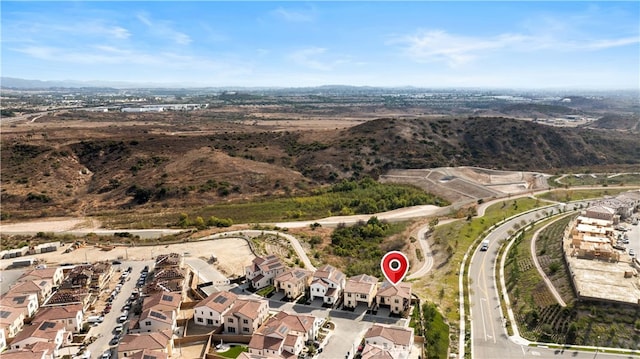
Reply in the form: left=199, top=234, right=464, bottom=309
left=468, top=202, right=638, bottom=359
left=85, top=260, right=151, bottom=358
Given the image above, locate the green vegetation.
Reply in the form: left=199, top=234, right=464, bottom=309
left=176, top=213, right=233, bottom=229
left=549, top=173, right=640, bottom=188
left=330, top=217, right=407, bottom=277
left=255, top=285, right=275, bottom=297
left=411, top=302, right=449, bottom=359
left=425, top=198, right=543, bottom=322
left=119, top=177, right=446, bottom=228
left=216, top=345, right=248, bottom=358
left=538, top=188, right=631, bottom=202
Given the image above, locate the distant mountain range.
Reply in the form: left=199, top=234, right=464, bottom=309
left=0, top=77, right=212, bottom=89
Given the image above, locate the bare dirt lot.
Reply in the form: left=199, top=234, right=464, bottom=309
left=0, top=236, right=254, bottom=277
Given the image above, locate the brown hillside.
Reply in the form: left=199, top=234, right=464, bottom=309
left=1, top=115, right=638, bottom=219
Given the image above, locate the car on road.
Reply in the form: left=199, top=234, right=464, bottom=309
left=629, top=249, right=636, bottom=257
left=101, top=351, right=112, bottom=359
left=109, top=336, right=120, bottom=346
left=112, top=260, right=122, bottom=265
left=114, top=324, right=124, bottom=334
left=118, top=314, right=128, bottom=323
left=126, top=266, right=132, bottom=272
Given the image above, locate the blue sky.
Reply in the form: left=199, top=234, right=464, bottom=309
left=2, top=1, right=639, bottom=88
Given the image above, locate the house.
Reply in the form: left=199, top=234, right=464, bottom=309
left=9, top=279, right=53, bottom=304
left=155, top=253, right=183, bottom=269
left=344, top=274, right=378, bottom=309
left=248, top=312, right=320, bottom=358
left=224, top=297, right=269, bottom=335
left=193, top=291, right=269, bottom=334
left=274, top=268, right=312, bottom=300
left=194, top=291, right=238, bottom=327
left=20, top=267, right=64, bottom=287
left=32, top=303, right=84, bottom=333
left=376, top=282, right=411, bottom=315
left=10, top=321, right=70, bottom=357
left=117, top=329, right=173, bottom=357
left=309, top=265, right=346, bottom=306
left=0, top=306, right=25, bottom=338
left=584, top=205, right=616, bottom=222
left=128, top=349, right=168, bottom=359
left=1, top=343, right=52, bottom=359
left=147, top=267, right=186, bottom=293
left=245, top=255, right=286, bottom=290
left=90, top=261, right=114, bottom=291
left=60, top=266, right=92, bottom=290
left=129, top=309, right=176, bottom=334
left=43, top=289, right=91, bottom=311
left=0, top=327, right=6, bottom=352
left=141, top=292, right=182, bottom=317
left=0, top=292, right=39, bottom=318
left=363, top=324, right=414, bottom=359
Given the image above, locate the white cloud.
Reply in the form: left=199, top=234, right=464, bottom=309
left=271, top=7, right=315, bottom=22
left=392, top=29, right=639, bottom=67
left=289, top=47, right=332, bottom=71
left=137, top=12, right=192, bottom=45
left=109, top=26, right=131, bottom=40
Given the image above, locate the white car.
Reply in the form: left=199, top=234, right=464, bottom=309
left=629, top=249, right=636, bottom=257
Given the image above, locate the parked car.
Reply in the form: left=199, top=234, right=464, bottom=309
left=112, top=260, right=122, bottom=265
left=101, top=350, right=112, bottom=359
left=126, top=266, right=133, bottom=272
left=109, top=336, right=120, bottom=346
left=629, top=249, right=636, bottom=257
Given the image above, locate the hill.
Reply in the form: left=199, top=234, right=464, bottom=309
left=1, top=116, right=638, bottom=220
left=293, top=117, right=640, bottom=181
left=588, top=113, right=640, bottom=130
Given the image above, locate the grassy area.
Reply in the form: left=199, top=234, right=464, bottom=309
left=419, top=198, right=543, bottom=318
left=256, top=285, right=275, bottom=297
left=217, top=345, right=248, bottom=358
left=410, top=302, right=449, bottom=359
left=537, top=188, right=631, bottom=202
left=413, top=197, right=545, bottom=356
left=99, top=178, right=448, bottom=228
left=549, top=173, right=640, bottom=188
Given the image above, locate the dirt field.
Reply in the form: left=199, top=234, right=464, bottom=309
left=0, top=236, right=254, bottom=277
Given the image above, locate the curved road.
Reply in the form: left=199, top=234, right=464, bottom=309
left=468, top=201, right=637, bottom=359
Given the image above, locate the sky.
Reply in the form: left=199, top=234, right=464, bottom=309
left=1, top=1, right=639, bottom=89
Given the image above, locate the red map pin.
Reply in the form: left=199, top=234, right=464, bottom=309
left=381, top=251, right=409, bottom=285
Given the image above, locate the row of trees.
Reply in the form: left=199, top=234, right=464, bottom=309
left=176, top=213, right=233, bottom=229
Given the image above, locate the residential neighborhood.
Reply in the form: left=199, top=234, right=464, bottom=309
left=0, top=249, right=420, bottom=359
